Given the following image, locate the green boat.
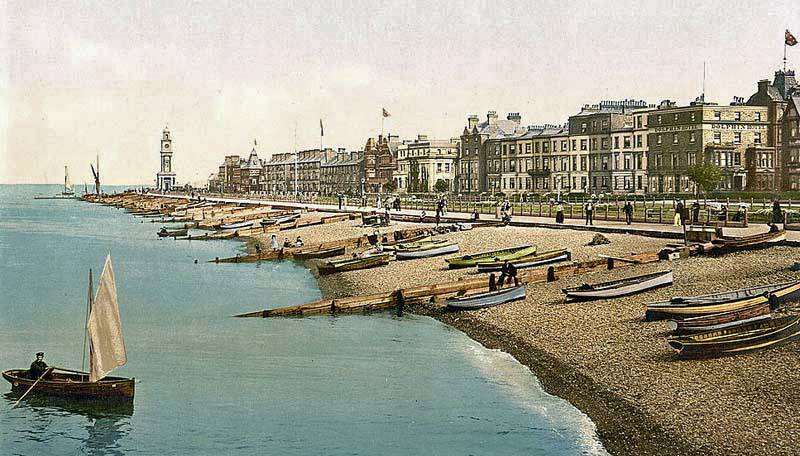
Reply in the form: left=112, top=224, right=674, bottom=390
left=445, top=244, right=536, bottom=269
left=392, top=238, right=449, bottom=251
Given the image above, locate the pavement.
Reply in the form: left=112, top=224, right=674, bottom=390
left=153, top=193, right=797, bottom=242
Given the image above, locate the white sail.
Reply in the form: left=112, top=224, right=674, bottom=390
left=64, top=165, right=73, bottom=193
left=87, top=255, right=127, bottom=382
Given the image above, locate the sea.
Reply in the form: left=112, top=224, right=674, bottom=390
left=0, top=185, right=608, bottom=455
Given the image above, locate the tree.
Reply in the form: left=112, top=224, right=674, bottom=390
left=434, top=179, right=450, bottom=193
left=687, top=163, right=723, bottom=194
left=383, top=180, right=397, bottom=193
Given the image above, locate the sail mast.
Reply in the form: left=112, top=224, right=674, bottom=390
left=82, top=269, right=93, bottom=380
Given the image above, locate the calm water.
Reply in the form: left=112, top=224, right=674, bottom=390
left=0, top=185, right=607, bottom=455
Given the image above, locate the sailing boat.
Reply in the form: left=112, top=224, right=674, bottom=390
left=33, top=165, right=77, bottom=199
left=2, top=255, right=135, bottom=403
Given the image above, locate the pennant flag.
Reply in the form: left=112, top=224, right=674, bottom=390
left=787, top=29, right=798, bottom=46
left=320, top=119, right=324, bottom=137
left=382, top=108, right=391, bottom=118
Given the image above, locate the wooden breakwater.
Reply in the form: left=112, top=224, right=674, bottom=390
left=234, top=251, right=661, bottom=317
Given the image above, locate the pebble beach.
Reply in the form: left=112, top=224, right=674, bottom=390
left=252, top=216, right=800, bottom=456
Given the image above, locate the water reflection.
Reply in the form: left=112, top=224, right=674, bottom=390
left=3, top=393, right=133, bottom=455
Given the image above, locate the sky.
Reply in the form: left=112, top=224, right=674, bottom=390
left=1, top=0, right=799, bottom=185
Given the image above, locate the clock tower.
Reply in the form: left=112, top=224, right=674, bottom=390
left=156, top=126, right=177, bottom=191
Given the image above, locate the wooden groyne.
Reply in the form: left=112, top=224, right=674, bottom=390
left=234, top=252, right=661, bottom=317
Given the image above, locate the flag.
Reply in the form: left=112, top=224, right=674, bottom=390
left=787, top=29, right=798, bottom=46
left=320, top=119, right=324, bottom=136
left=382, top=108, right=391, bottom=118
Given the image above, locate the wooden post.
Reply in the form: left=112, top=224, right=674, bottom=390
left=546, top=266, right=556, bottom=282
left=395, top=290, right=404, bottom=317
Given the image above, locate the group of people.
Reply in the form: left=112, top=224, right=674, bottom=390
left=269, top=234, right=304, bottom=250
left=488, top=260, right=519, bottom=291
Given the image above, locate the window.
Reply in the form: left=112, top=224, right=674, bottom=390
left=657, top=115, right=662, bottom=124
left=561, top=140, right=568, bottom=151
left=714, top=111, right=721, bottom=120
left=673, top=113, right=678, bottom=121
left=673, top=133, right=678, bottom=144
left=754, top=132, right=762, bottom=144
left=571, top=139, right=576, bottom=150
left=733, top=132, right=741, bottom=144
left=734, top=112, right=741, bottom=121
left=580, top=139, right=587, bottom=150
left=623, top=136, right=631, bottom=149
left=581, top=123, right=587, bottom=133
left=636, top=135, right=642, bottom=147
left=755, top=112, right=762, bottom=122
left=614, top=137, right=619, bottom=149
left=713, top=132, right=721, bottom=144
left=691, top=112, right=696, bottom=121
left=690, top=132, right=696, bottom=142
left=656, top=134, right=662, bottom=145
left=526, top=143, right=531, bottom=153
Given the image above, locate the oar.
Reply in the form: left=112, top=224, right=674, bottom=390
left=12, top=367, right=54, bottom=408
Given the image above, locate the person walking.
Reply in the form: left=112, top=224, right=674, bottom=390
left=691, top=201, right=700, bottom=225
left=624, top=201, right=633, bottom=225
left=337, top=193, right=343, bottom=210
left=773, top=200, right=784, bottom=225
left=556, top=201, right=565, bottom=224
left=584, top=200, right=594, bottom=226
left=270, top=234, right=279, bottom=250
left=674, top=200, right=684, bottom=227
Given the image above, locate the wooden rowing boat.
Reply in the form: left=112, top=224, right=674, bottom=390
left=393, top=238, right=449, bottom=250
left=2, top=369, right=134, bottom=402
left=219, top=219, right=260, bottom=230
left=317, top=253, right=392, bottom=275
left=261, top=213, right=300, bottom=226
left=292, top=246, right=346, bottom=260
left=157, top=228, right=188, bottom=237
left=446, top=285, right=526, bottom=310
left=395, top=242, right=460, bottom=260
left=667, top=315, right=800, bottom=357
left=3, top=255, right=134, bottom=403
left=711, top=228, right=785, bottom=250
left=445, top=244, right=535, bottom=269
left=645, top=281, right=800, bottom=321
left=475, top=249, right=571, bottom=273
left=563, top=270, right=673, bottom=301
left=667, top=301, right=774, bottom=335
left=648, top=282, right=792, bottom=309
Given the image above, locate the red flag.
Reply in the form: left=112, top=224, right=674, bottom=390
left=382, top=108, right=391, bottom=118
left=787, top=29, right=798, bottom=46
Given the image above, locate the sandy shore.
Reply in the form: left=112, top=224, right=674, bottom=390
left=252, top=218, right=800, bottom=456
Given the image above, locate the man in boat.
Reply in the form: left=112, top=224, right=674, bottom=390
left=28, top=352, right=50, bottom=380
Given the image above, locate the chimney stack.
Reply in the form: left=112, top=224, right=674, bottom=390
left=507, top=112, right=521, bottom=124
left=467, top=114, right=479, bottom=129
left=487, top=110, right=498, bottom=125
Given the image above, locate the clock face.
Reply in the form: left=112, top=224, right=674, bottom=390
left=164, top=143, right=170, bottom=149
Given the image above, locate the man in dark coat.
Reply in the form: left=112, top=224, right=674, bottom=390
left=28, top=352, right=49, bottom=379
left=691, top=201, right=701, bottom=225
left=623, top=201, right=633, bottom=225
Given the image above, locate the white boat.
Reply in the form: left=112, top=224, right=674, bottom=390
left=395, top=242, right=459, bottom=260
left=219, top=219, right=260, bottom=230
left=33, top=165, right=77, bottom=200
left=261, top=213, right=300, bottom=226
left=446, top=285, right=526, bottom=310
left=563, top=270, right=673, bottom=301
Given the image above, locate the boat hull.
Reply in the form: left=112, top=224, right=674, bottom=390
left=293, top=246, right=346, bottom=260
left=563, top=270, right=673, bottom=301
left=446, top=285, right=526, bottom=310
left=317, top=254, right=392, bottom=275
left=2, top=370, right=134, bottom=403
left=396, top=243, right=459, bottom=260
left=667, top=315, right=800, bottom=358
left=445, top=244, right=534, bottom=269
left=646, top=281, right=800, bottom=321
left=476, top=250, right=570, bottom=273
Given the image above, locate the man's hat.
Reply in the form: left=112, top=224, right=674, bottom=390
left=36, top=352, right=44, bottom=356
